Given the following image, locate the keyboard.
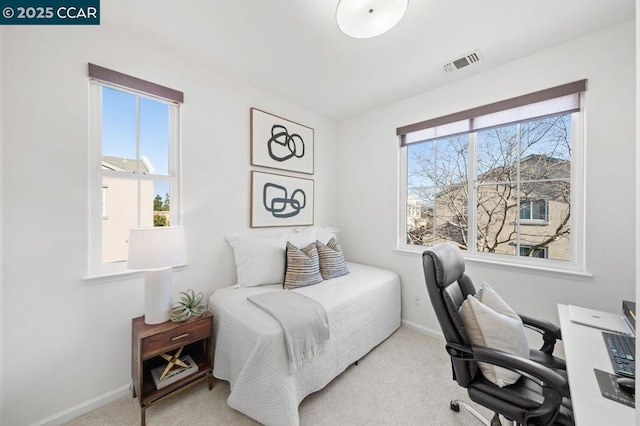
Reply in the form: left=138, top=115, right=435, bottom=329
left=603, top=331, right=635, bottom=378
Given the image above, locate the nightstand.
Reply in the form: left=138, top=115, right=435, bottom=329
left=131, top=311, right=213, bottom=425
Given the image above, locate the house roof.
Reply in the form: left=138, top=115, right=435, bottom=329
left=428, top=153, right=570, bottom=200
left=102, top=156, right=153, bottom=174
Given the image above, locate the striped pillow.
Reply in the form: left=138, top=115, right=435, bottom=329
left=284, top=242, right=323, bottom=289
left=316, top=237, right=349, bottom=279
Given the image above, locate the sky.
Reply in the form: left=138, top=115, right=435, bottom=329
left=102, top=86, right=171, bottom=198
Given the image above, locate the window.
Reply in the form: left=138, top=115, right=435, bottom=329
left=520, top=200, right=548, bottom=223
left=88, top=64, right=183, bottom=276
left=398, top=80, right=585, bottom=270
left=519, top=246, right=547, bottom=258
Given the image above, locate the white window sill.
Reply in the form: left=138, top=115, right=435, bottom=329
left=83, top=264, right=187, bottom=285
left=518, top=220, right=549, bottom=226
left=393, top=248, right=592, bottom=281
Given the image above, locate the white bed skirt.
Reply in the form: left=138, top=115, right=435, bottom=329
left=209, top=262, right=401, bottom=426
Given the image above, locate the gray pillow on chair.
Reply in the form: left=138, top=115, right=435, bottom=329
left=459, top=283, right=530, bottom=387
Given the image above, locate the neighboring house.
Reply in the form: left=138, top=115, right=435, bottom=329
left=406, top=194, right=423, bottom=228
left=101, top=156, right=155, bottom=263
left=410, top=154, right=571, bottom=260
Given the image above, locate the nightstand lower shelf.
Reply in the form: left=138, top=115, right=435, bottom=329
left=132, top=312, right=214, bottom=426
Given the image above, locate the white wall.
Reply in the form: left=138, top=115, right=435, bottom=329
left=1, top=25, right=339, bottom=425
left=1, top=16, right=635, bottom=426
left=0, top=26, right=5, bottom=424
left=635, top=0, right=639, bottom=418
left=337, top=21, right=636, bottom=335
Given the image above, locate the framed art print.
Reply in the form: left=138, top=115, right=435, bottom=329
left=251, top=108, right=314, bottom=174
left=250, top=171, right=314, bottom=228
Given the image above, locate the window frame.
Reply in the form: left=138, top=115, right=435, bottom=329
left=519, top=245, right=548, bottom=258
left=519, top=199, right=549, bottom=224
left=88, top=80, right=182, bottom=278
left=398, top=96, right=585, bottom=274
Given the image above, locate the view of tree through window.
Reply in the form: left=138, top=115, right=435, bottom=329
left=406, top=114, right=572, bottom=261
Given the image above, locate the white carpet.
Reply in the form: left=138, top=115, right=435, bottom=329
left=68, top=327, right=492, bottom=425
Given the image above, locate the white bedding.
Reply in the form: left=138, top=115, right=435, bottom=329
left=208, top=262, right=401, bottom=426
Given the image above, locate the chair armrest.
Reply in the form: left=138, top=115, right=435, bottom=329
left=518, top=312, right=562, bottom=354
left=446, top=342, right=570, bottom=399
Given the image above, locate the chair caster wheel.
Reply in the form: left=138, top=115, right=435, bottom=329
left=450, top=401, right=460, bottom=412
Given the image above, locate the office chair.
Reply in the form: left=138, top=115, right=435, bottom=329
left=423, top=243, right=573, bottom=426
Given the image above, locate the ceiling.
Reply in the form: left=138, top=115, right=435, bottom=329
left=103, top=1, right=635, bottom=121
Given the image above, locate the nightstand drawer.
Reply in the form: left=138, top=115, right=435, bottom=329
left=141, top=318, right=211, bottom=359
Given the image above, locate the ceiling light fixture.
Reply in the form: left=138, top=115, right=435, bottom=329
left=336, top=0, right=409, bottom=39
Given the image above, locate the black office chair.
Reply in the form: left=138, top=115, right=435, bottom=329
left=423, top=243, right=574, bottom=426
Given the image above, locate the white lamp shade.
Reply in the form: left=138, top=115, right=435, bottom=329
left=336, top=0, right=408, bottom=39
left=127, top=226, right=188, bottom=270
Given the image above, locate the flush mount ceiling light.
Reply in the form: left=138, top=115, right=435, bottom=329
left=336, top=0, right=409, bottom=39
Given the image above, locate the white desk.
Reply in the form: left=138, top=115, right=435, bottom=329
left=558, top=304, right=635, bottom=425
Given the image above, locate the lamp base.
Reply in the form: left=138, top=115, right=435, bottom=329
left=144, top=268, right=173, bottom=324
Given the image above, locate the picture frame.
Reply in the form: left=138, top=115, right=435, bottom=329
left=250, top=171, right=314, bottom=228
left=250, top=108, right=314, bottom=174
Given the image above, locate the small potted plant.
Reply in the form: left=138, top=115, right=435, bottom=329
left=169, top=289, right=207, bottom=322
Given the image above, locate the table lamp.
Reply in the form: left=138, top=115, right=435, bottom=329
left=127, top=226, right=188, bottom=324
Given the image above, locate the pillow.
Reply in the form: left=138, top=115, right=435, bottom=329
left=476, top=282, right=521, bottom=322
left=284, top=242, right=323, bottom=289
left=294, top=226, right=340, bottom=244
left=285, top=228, right=317, bottom=248
left=227, top=234, right=286, bottom=287
left=316, top=227, right=340, bottom=245
left=316, top=237, right=349, bottom=279
left=459, top=283, right=529, bottom=387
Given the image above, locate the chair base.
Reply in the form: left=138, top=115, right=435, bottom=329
left=450, top=400, right=517, bottom=426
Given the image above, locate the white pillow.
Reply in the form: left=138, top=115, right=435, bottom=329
left=459, top=283, right=529, bottom=387
left=227, top=227, right=341, bottom=287
left=294, top=226, right=340, bottom=244
left=227, top=234, right=286, bottom=287
left=476, top=282, right=521, bottom=322
left=285, top=228, right=317, bottom=248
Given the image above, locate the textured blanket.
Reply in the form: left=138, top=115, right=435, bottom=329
left=247, top=290, right=329, bottom=372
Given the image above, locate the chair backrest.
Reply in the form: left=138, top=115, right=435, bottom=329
left=422, top=243, right=478, bottom=387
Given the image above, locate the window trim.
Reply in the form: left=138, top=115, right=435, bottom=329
left=87, top=80, right=182, bottom=279
left=88, top=63, right=183, bottom=103
left=398, top=94, right=586, bottom=274
left=397, top=80, right=586, bottom=145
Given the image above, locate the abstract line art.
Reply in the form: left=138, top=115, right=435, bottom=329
left=262, top=182, right=306, bottom=218
left=251, top=108, right=314, bottom=174
left=267, top=124, right=305, bottom=162
left=251, top=171, right=313, bottom=227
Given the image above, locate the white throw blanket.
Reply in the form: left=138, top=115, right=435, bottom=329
left=247, top=290, right=329, bottom=372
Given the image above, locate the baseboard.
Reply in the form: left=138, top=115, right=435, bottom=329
left=401, top=319, right=444, bottom=340
left=30, top=384, right=130, bottom=426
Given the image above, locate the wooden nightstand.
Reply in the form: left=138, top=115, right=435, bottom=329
left=131, top=311, right=213, bottom=425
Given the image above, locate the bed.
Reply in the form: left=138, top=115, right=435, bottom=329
left=208, top=261, right=401, bottom=426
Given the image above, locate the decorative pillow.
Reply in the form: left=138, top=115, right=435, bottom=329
left=476, top=282, right=521, bottom=322
left=459, top=283, right=529, bottom=387
left=227, top=234, right=286, bottom=287
left=284, top=242, right=323, bottom=289
left=316, top=237, right=349, bottom=279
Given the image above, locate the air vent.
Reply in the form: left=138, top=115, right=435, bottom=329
left=443, top=50, right=483, bottom=73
